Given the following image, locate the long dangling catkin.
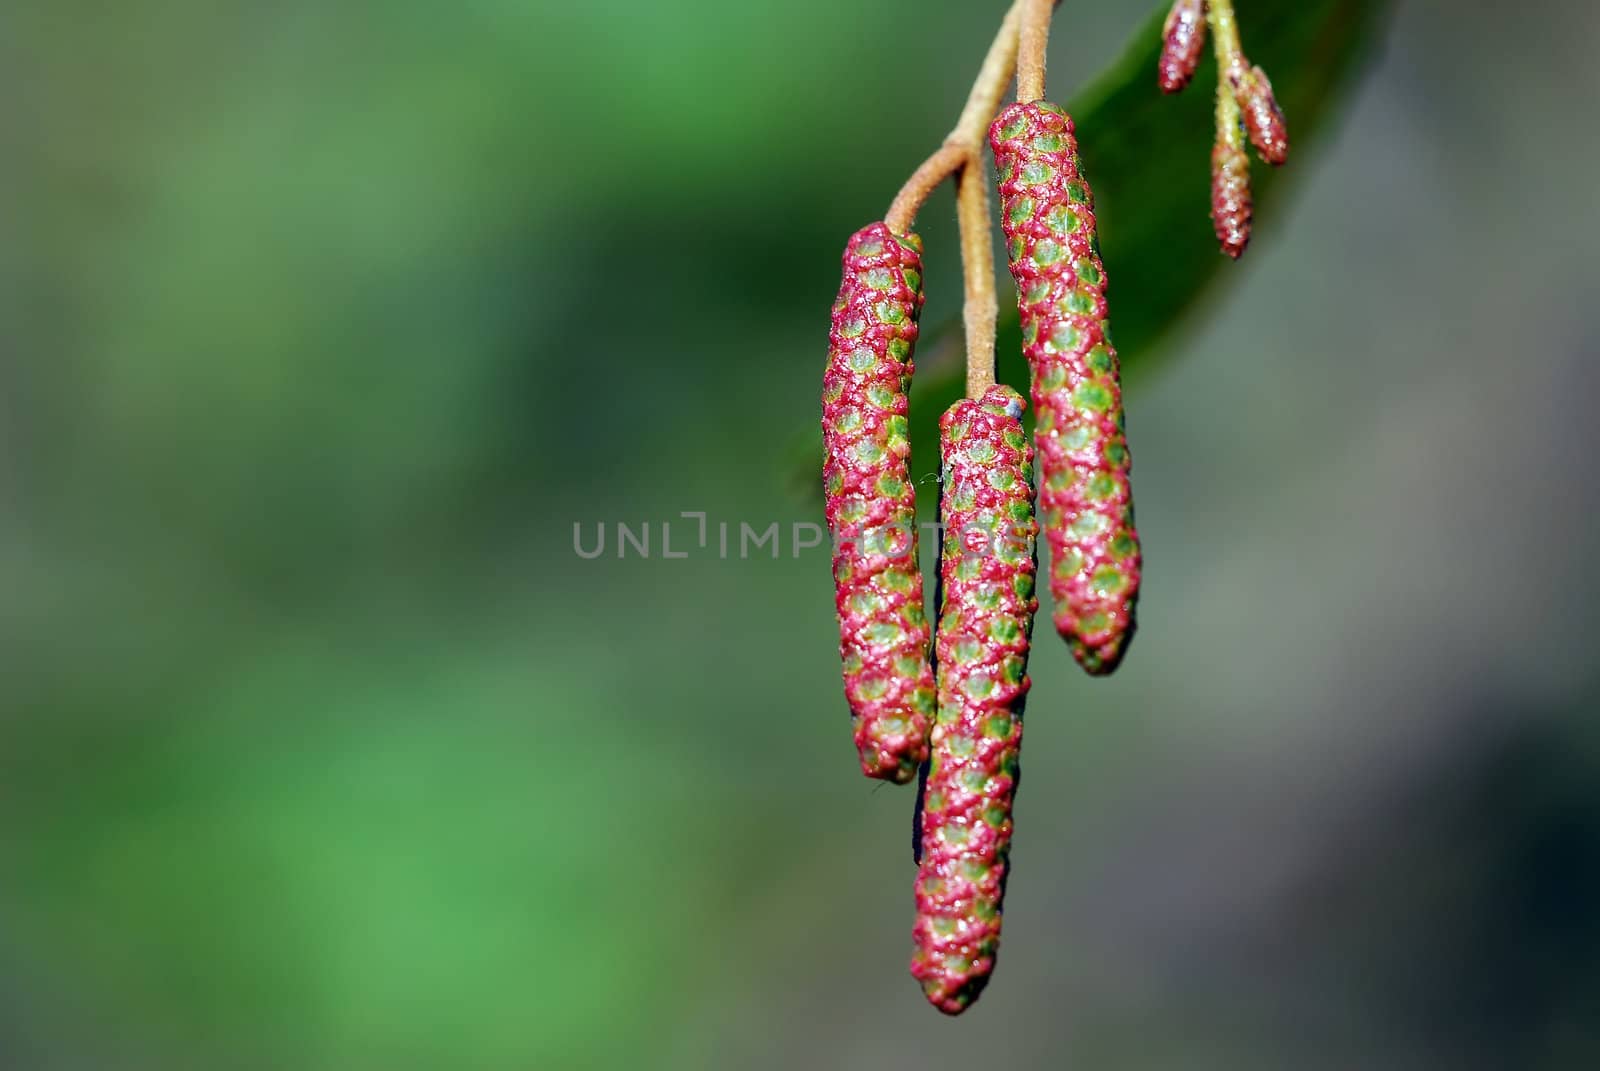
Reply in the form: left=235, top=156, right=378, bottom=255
left=911, top=384, right=1037, bottom=1016
left=1157, top=0, right=1207, bottom=94
left=990, top=101, right=1141, bottom=676
left=822, top=222, right=936, bottom=784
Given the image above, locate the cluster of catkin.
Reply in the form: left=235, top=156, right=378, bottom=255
left=820, top=0, right=1288, bottom=1016
left=1160, top=0, right=1290, bottom=258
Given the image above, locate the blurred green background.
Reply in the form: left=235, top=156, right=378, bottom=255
left=4, top=1, right=1600, bottom=1067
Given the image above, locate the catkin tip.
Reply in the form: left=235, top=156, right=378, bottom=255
left=861, top=744, right=921, bottom=785
left=1071, top=631, right=1134, bottom=676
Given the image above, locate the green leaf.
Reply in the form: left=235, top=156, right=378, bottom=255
left=793, top=0, right=1391, bottom=498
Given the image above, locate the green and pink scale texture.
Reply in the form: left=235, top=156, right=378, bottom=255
left=990, top=102, right=1141, bottom=676
left=822, top=222, right=936, bottom=784
left=911, top=385, right=1038, bottom=1016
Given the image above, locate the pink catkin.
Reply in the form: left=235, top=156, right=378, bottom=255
left=1211, top=142, right=1253, bottom=259
left=990, top=102, right=1141, bottom=676
left=911, top=385, right=1037, bottom=1016
left=1157, top=0, right=1207, bottom=94
left=822, top=222, right=936, bottom=784
left=1230, top=64, right=1291, bottom=165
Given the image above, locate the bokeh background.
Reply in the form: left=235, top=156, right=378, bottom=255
left=4, top=0, right=1599, bottom=1067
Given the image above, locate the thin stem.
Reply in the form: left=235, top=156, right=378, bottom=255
left=1016, top=0, right=1054, bottom=104
left=956, top=158, right=997, bottom=399
left=946, top=0, right=1025, bottom=396
left=884, top=1, right=1026, bottom=394
left=885, top=1, right=1024, bottom=235
left=948, top=0, right=1025, bottom=148
left=886, top=144, right=968, bottom=235
left=1207, top=0, right=1246, bottom=150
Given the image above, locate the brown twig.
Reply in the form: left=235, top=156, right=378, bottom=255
left=881, top=1, right=1023, bottom=396
left=1016, top=0, right=1055, bottom=104
left=948, top=1, right=1026, bottom=396
left=947, top=1, right=1026, bottom=150
left=956, top=158, right=997, bottom=399
left=885, top=144, right=968, bottom=236
left=885, top=1, right=1024, bottom=236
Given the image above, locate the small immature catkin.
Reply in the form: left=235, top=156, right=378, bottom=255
left=911, top=384, right=1037, bottom=1016
left=1211, top=141, right=1253, bottom=259
left=1157, top=0, right=1207, bottom=94
left=1230, top=64, right=1290, bottom=165
left=990, top=102, right=1141, bottom=676
left=822, top=222, right=937, bottom=784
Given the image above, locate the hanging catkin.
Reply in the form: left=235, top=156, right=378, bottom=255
left=822, top=222, right=937, bottom=783
left=1157, top=0, right=1207, bottom=94
left=1230, top=63, right=1290, bottom=165
left=990, top=101, right=1141, bottom=676
left=911, top=385, right=1038, bottom=1015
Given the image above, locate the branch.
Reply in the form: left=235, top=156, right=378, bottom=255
left=885, top=0, right=1024, bottom=235
left=885, top=144, right=967, bottom=236
left=948, top=0, right=1026, bottom=150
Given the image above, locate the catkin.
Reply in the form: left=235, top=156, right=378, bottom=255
left=990, top=101, right=1141, bottom=676
left=1157, top=0, right=1207, bottom=94
left=1230, top=64, right=1290, bottom=165
left=911, top=385, right=1038, bottom=1016
left=822, top=222, right=936, bottom=784
left=1211, top=141, right=1253, bottom=259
